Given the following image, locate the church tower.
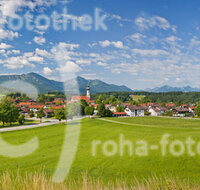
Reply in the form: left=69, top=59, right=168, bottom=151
left=86, top=85, right=91, bottom=99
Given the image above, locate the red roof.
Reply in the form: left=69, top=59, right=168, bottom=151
left=10, top=99, right=17, bottom=102
left=53, top=98, right=65, bottom=103
left=189, top=106, right=196, bottom=110
left=123, top=103, right=131, bottom=106
left=140, top=104, right=147, bottom=107
left=165, top=103, right=175, bottom=107
left=29, top=105, right=44, bottom=109
left=52, top=105, right=65, bottom=110
left=147, top=103, right=154, bottom=106
left=19, top=102, right=32, bottom=106
left=71, top=96, right=90, bottom=102
left=113, top=112, right=127, bottom=115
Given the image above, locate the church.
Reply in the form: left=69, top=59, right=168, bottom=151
left=71, top=86, right=95, bottom=104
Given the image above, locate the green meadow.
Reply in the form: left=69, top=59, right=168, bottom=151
left=1, top=117, right=200, bottom=185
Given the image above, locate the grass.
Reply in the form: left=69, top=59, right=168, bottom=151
left=0, top=172, right=198, bottom=190
left=130, top=95, right=145, bottom=102
left=0, top=117, right=200, bottom=187
left=0, top=119, right=40, bottom=128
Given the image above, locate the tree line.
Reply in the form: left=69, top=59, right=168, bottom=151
left=92, top=91, right=200, bottom=105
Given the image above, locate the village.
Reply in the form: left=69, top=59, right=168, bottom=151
left=8, top=85, right=199, bottom=119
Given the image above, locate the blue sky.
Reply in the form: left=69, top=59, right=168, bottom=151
left=0, top=0, right=200, bottom=90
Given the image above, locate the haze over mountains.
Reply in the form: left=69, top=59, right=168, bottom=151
left=0, top=73, right=199, bottom=94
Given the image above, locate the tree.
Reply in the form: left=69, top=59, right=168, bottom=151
left=18, top=114, right=25, bottom=125
left=97, top=103, right=106, bottom=117
left=56, top=100, right=62, bottom=105
left=37, top=109, right=45, bottom=123
left=166, top=111, right=173, bottom=117
left=116, top=105, right=124, bottom=112
left=7, top=105, right=19, bottom=126
left=97, top=103, right=112, bottom=117
left=85, top=106, right=94, bottom=116
left=195, top=104, right=200, bottom=117
left=104, top=109, right=113, bottom=117
left=0, top=98, right=19, bottom=126
left=37, top=94, right=45, bottom=103
left=29, top=110, right=34, bottom=118
left=144, top=111, right=149, bottom=116
left=55, top=109, right=66, bottom=122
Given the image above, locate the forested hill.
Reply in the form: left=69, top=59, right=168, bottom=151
left=91, top=91, right=200, bottom=104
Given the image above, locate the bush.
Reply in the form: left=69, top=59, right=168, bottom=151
left=18, top=114, right=25, bottom=125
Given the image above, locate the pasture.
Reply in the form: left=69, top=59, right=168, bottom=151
left=0, top=116, right=200, bottom=187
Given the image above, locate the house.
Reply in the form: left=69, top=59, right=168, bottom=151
left=147, top=103, right=160, bottom=107
left=52, top=105, right=65, bottom=110
left=19, top=102, right=32, bottom=108
left=125, top=105, right=146, bottom=117
left=20, top=108, right=30, bottom=116
left=113, top=112, right=127, bottom=117
left=181, top=104, right=188, bottom=108
left=105, top=104, right=116, bottom=112
left=29, top=105, right=44, bottom=113
left=140, top=104, right=147, bottom=108
left=53, top=98, right=65, bottom=104
left=189, top=106, right=196, bottom=113
left=172, top=107, right=190, bottom=117
left=148, top=107, right=168, bottom=116
left=43, top=109, right=54, bottom=118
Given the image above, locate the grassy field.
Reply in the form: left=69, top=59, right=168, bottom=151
left=130, top=95, right=145, bottom=102
left=0, top=117, right=200, bottom=187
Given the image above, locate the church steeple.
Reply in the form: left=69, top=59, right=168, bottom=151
left=86, top=85, right=90, bottom=99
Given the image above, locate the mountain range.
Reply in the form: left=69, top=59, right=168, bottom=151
left=0, top=73, right=132, bottom=94
left=145, top=85, right=200, bottom=92
left=0, top=73, right=199, bottom=94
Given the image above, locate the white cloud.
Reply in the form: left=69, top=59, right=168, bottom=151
left=0, top=43, right=13, bottom=49
left=28, top=56, right=44, bottom=63
left=0, top=0, right=56, bottom=17
left=57, top=61, right=82, bottom=73
left=99, top=40, right=124, bottom=49
left=97, top=62, right=108, bottom=67
left=135, top=15, right=176, bottom=32
left=57, top=42, right=80, bottom=50
left=0, top=29, right=19, bottom=40
left=11, top=50, right=20, bottom=54
left=43, top=67, right=53, bottom=75
left=35, top=48, right=52, bottom=58
left=132, top=49, right=169, bottom=56
left=33, top=36, right=46, bottom=45
left=164, top=36, right=181, bottom=45
left=0, top=56, right=35, bottom=69
left=128, top=33, right=146, bottom=44
left=6, top=49, right=20, bottom=55
left=76, top=59, right=91, bottom=65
